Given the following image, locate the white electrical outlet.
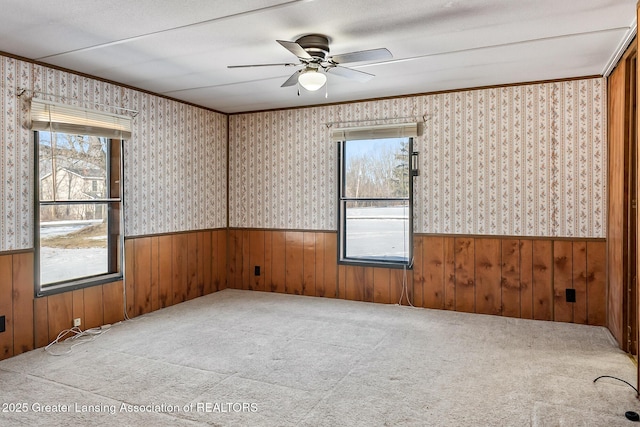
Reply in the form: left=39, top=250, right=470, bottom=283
left=73, top=318, right=81, bottom=327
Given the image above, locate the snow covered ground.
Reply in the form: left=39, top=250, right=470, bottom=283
left=39, top=246, right=107, bottom=284
left=39, top=246, right=108, bottom=284
left=39, top=220, right=108, bottom=284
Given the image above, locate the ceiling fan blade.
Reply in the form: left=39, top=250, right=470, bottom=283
left=277, top=40, right=313, bottom=60
left=227, top=62, right=298, bottom=68
left=281, top=70, right=302, bottom=87
left=326, top=66, right=374, bottom=83
left=330, top=48, right=392, bottom=64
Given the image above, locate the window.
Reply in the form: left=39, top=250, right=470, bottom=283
left=336, top=124, right=417, bottom=268
left=32, top=100, right=130, bottom=296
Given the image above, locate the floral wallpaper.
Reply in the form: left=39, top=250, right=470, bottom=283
left=229, top=108, right=336, bottom=231
left=229, top=78, right=606, bottom=238
left=0, top=54, right=227, bottom=251
left=419, top=80, right=606, bottom=236
left=1, top=52, right=606, bottom=253
left=0, top=57, right=31, bottom=251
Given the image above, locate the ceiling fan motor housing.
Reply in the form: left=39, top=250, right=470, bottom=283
left=296, top=34, right=330, bottom=61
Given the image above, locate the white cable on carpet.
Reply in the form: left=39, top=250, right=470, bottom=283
left=44, top=324, right=111, bottom=356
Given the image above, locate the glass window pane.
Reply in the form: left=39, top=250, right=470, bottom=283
left=344, top=200, right=410, bottom=262
left=38, top=131, right=54, bottom=201
left=343, top=137, right=410, bottom=199
left=39, top=133, right=108, bottom=201
left=39, top=203, right=109, bottom=285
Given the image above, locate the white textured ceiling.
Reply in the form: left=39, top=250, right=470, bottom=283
left=0, top=0, right=636, bottom=113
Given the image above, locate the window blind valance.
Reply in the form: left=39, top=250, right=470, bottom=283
left=30, top=100, right=132, bottom=139
left=330, top=122, right=419, bottom=142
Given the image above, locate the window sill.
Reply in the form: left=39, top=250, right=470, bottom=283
left=338, top=258, right=413, bottom=270
left=36, top=272, right=123, bottom=298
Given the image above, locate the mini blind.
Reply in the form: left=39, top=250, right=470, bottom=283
left=330, top=122, right=419, bottom=142
left=30, top=100, right=132, bottom=139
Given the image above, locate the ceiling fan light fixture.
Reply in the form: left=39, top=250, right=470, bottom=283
left=298, top=70, right=326, bottom=91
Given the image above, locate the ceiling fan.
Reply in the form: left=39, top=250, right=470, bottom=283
left=227, top=34, right=392, bottom=92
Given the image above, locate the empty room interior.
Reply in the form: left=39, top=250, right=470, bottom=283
left=3, top=0, right=640, bottom=425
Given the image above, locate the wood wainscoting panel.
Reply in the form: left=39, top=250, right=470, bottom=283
left=216, top=229, right=228, bottom=291
left=33, top=296, right=49, bottom=349
left=314, top=233, right=326, bottom=297
left=344, top=265, right=365, bottom=302
left=444, top=237, right=457, bottom=310
left=553, top=241, right=574, bottom=323
left=263, top=231, right=273, bottom=293
left=337, top=265, right=346, bottom=299
left=72, top=290, right=84, bottom=330
left=285, top=231, right=304, bottom=295
left=127, top=230, right=224, bottom=310
left=0, top=255, right=13, bottom=359
left=124, top=238, right=136, bottom=319
left=303, top=232, right=316, bottom=297
left=228, top=229, right=242, bottom=290
left=134, top=237, right=152, bottom=316
left=196, top=233, right=206, bottom=297
left=150, top=236, right=161, bottom=311
left=187, top=232, right=200, bottom=300
left=586, top=241, right=606, bottom=326
left=270, top=231, right=287, bottom=294
left=225, top=230, right=606, bottom=327
left=411, top=235, right=604, bottom=326
left=532, top=240, right=553, bottom=321
left=389, top=268, right=401, bottom=305
left=421, top=236, right=445, bottom=310
left=501, top=239, right=521, bottom=318
left=249, top=230, right=265, bottom=292
left=83, top=285, right=104, bottom=330
left=365, top=267, right=377, bottom=302
left=202, top=231, right=212, bottom=295
left=47, top=292, right=73, bottom=343
left=454, top=238, right=475, bottom=313
left=158, top=235, right=173, bottom=308
left=322, top=233, right=338, bottom=298
left=12, top=252, right=34, bottom=355
left=475, top=239, right=502, bottom=316
left=572, top=241, right=588, bottom=325
left=373, top=267, right=390, bottom=304
left=242, top=230, right=251, bottom=291
left=412, top=236, right=425, bottom=308
left=172, top=233, right=189, bottom=303
left=103, top=281, right=125, bottom=325
left=519, top=240, right=534, bottom=320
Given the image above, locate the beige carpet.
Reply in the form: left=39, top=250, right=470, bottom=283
left=0, top=289, right=637, bottom=426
